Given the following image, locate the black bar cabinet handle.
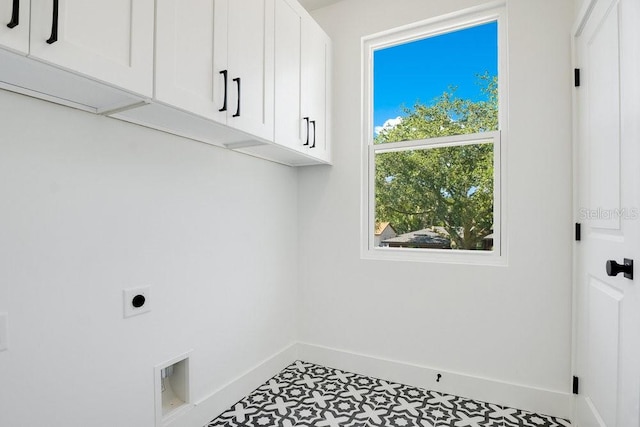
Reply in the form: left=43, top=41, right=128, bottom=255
left=46, top=0, right=59, bottom=44
left=310, top=120, right=316, bottom=148
left=218, top=70, right=228, bottom=112
left=303, top=117, right=310, bottom=146
left=232, top=77, right=241, bottom=117
left=7, top=0, right=19, bottom=28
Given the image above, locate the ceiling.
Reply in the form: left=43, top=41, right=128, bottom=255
left=297, top=0, right=345, bottom=11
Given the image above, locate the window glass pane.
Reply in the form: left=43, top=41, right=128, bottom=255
left=375, top=143, right=494, bottom=251
left=373, top=21, right=498, bottom=143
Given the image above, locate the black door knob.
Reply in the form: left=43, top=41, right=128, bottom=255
left=606, top=259, right=633, bottom=280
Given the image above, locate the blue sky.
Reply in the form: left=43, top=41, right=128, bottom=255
left=373, top=21, right=498, bottom=132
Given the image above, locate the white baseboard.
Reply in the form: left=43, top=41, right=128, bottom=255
left=166, top=343, right=298, bottom=427
left=165, top=341, right=572, bottom=426
left=575, top=396, right=604, bottom=427
left=297, top=342, right=573, bottom=420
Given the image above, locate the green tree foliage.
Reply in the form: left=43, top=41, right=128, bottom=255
left=375, top=74, right=497, bottom=250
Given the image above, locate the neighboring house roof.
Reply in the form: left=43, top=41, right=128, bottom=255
left=375, top=222, right=395, bottom=236
left=433, top=226, right=449, bottom=236
left=382, top=228, right=451, bottom=249
left=434, top=226, right=493, bottom=241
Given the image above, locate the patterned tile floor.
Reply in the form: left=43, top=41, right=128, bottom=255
left=206, top=361, right=571, bottom=427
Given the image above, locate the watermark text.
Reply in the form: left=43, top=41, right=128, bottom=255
left=578, top=207, right=639, bottom=220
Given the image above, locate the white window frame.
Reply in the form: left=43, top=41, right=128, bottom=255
left=361, top=3, right=508, bottom=266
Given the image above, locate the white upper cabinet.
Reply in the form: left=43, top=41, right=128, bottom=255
left=0, top=0, right=30, bottom=54
left=28, top=0, right=154, bottom=97
left=300, top=16, right=330, bottom=162
left=0, top=0, right=329, bottom=166
left=224, top=0, right=274, bottom=141
left=274, top=0, right=302, bottom=150
left=0, top=0, right=152, bottom=112
left=155, top=0, right=221, bottom=121
left=155, top=0, right=274, bottom=142
left=274, top=0, right=331, bottom=163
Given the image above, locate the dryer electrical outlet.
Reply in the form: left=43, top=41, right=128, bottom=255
left=123, top=287, right=151, bottom=318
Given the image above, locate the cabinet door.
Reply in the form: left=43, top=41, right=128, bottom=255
left=301, top=17, right=330, bottom=162
left=225, top=0, right=274, bottom=141
left=156, top=0, right=226, bottom=122
left=274, top=0, right=302, bottom=150
left=0, top=0, right=29, bottom=54
left=29, top=0, right=154, bottom=97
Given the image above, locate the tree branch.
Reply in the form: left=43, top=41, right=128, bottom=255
left=387, top=206, right=433, bottom=216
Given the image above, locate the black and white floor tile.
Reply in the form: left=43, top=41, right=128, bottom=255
left=205, top=361, right=571, bottom=427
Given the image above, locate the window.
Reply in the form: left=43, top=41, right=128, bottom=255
left=362, top=5, right=507, bottom=265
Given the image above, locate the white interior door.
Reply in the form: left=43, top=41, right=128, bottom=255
left=574, top=0, right=640, bottom=426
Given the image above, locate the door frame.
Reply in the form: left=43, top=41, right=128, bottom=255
left=570, top=0, right=591, bottom=418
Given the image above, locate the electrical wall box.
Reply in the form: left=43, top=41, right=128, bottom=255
left=155, top=352, right=192, bottom=426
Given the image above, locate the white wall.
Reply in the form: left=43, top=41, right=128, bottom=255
left=574, top=0, right=588, bottom=13
left=0, top=0, right=577, bottom=423
left=299, top=0, right=574, bottom=398
left=0, top=90, right=298, bottom=427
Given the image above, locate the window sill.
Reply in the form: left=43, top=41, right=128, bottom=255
left=361, top=246, right=507, bottom=266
